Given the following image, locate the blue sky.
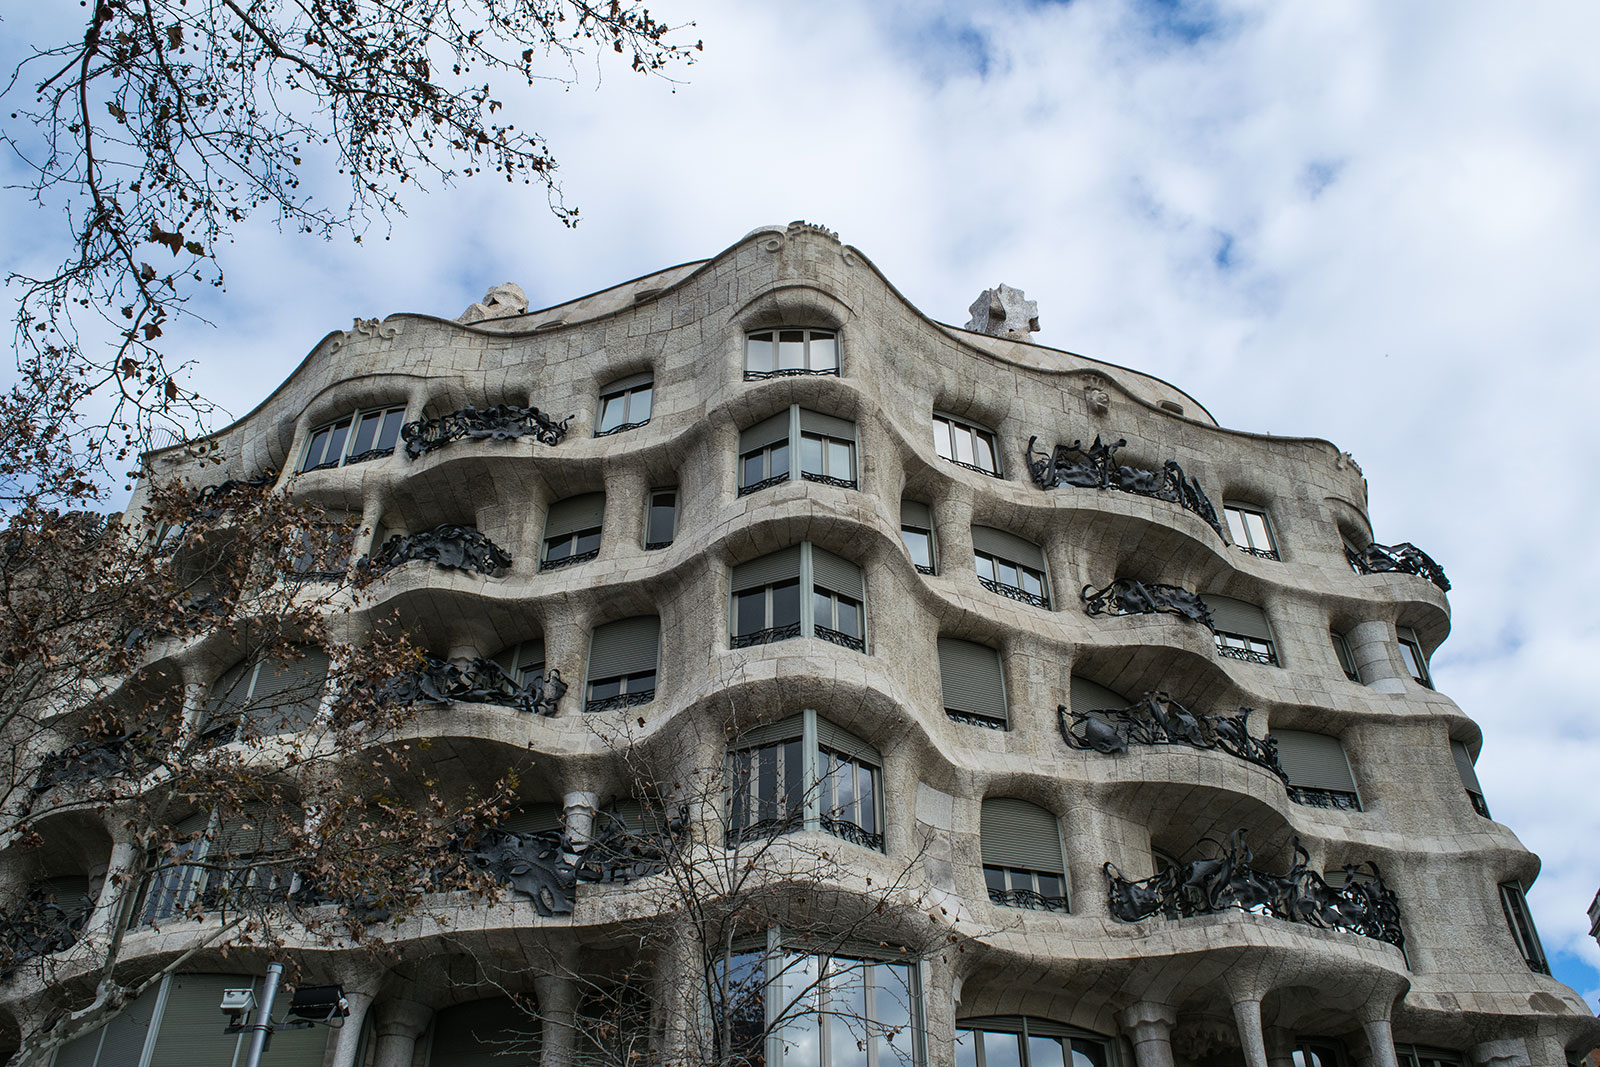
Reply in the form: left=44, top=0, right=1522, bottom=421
left=5, top=0, right=1600, bottom=1003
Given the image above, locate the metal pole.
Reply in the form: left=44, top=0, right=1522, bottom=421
left=242, top=962, right=283, bottom=1067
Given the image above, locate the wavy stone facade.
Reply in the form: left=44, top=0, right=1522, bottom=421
left=10, top=222, right=1598, bottom=1067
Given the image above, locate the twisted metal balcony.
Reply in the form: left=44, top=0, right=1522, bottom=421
left=384, top=655, right=567, bottom=716
left=585, top=689, right=656, bottom=714
left=366, top=525, right=512, bottom=577
left=737, top=474, right=790, bottom=497
left=1215, top=641, right=1279, bottom=667
left=541, top=548, right=599, bottom=572
left=1346, top=541, right=1450, bottom=592
left=34, top=731, right=152, bottom=794
left=401, top=404, right=572, bottom=459
left=820, top=815, right=885, bottom=852
left=1058, top=695, right=1287, bottom=783
left=800, top=472, right=857, bottom=490
left=1104, top=830, right=1404, bottom=949
left=1082, top=578, right=1214, bottom=628
left=731, top=623, right=803, bottom=649
left=744, top=367, right=840, bottom=382
left=946, top=709, right=1006, bottom=730
left=979, top=577, right=1050, bottom=609
left=815, top=626, right=865, bottom=652
left=0, top=889, right=92, bottom=978
left=1026, top=434, right=1225, bottom=539
left=988, top=887, right=1069, bottom=912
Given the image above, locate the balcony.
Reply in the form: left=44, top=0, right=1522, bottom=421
left=365, top=525, right=512, bottom=578
left=1058, top=695, right=1287, bottom=782
left=401, top=404, right=571, bottom=459
left=1026, top=434, right=1225, bottom=539
left=1346, top=541, right=1451, bottom=592
left=1082, top=577, right=1213, bottom=628
left=385, top=655, right=567, bottom=716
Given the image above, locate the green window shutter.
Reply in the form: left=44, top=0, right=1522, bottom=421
left=937, top=639, right=1005, bottom=723
left=545, top=493, right=607, bottom=539
left=731, top=546, right=803, bottom=592
left=1451, top=740, right=1483, bottom=794
left=1202, top=595, right=1272, bottom=640
left=798, top=409, right=855, bottom=440
left=815, top=716, right=880, bottom=766
left=1069, top=677, right=1129, bottom=718
left=810, top=547, right=863, bottom=599
left=586, top=616, right=660, bottom=682
left=729, top=715, right=804, bottom=750
left=1274, top=730, right=1358, bottom=794
left=971, top=526, right=1046, bottom=572
left=900, top=500, right=932, bottom=528
left=147, top=975, right=248, bottom=1067
left=244, top=649, right=330, bottom=734
left=429, top=997, right=541, bottom=1067
left=602, top=371, right=653, bottom=394
left=739, top=411, right=791, bottom=452
left=980, top=798, right=1064, bottom=873
left=500, top=803, right=562, bottom=835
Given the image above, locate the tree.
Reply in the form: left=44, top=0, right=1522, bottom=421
left=2, top=0, right=699, bottom=459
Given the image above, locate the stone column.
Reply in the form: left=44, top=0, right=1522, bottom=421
left=535, top=971, right=579, bottom=1067
left=1347, top=621, right=1403, bottom=692
left=1468, top=1038, right=1531, bottom=1067
left=563, top=791, right=601, bottom=847
left=1231, top=998, right=1268, bottom=1067
left=1265, top=1026, right=1296, bottom=1067
left=921, top=955, right=959, bottom=1067
left=1361, top=1017, right=1400, bottom=1067
left=81, top=835, right=140, bottom=940
left=1118, top=1002, right=1178, bottom=1067
left=371, top=999, right=432, bottom=1067
left=328, top=991, right=375, bottom=1067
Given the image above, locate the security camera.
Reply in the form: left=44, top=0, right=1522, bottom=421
left=220, top=988, right=255, bottom=1030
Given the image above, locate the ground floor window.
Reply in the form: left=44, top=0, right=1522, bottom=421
left=955, top=1017, right=1109, bottom=1067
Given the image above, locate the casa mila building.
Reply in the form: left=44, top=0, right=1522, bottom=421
left=9, top=222, right=1598, bottom=1067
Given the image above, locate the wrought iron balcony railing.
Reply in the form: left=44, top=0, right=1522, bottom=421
left=744, top=367, right=841, bottom=382
left=1346, top=542, right=1450, bottom=592
left=34, top=732, right=153, bottom=794
left=1104, top=830, right=1404, bottom=949
left=1286, top=786, right=1362, bottom=811
left=384, top=655, right=567, bottom=716
left=0, top=889, right=92, bottom=978
left=1237, top=545, right=1280, bottom=561
left=731, top=623, right=804, bottom=649
left=988, top=887, right=1069, bottom=912
left=1082, top=578, right=1214, bottom=628
left=800, top=472, right=857, bottom=490
left=979, top=577, right=1050, bottom=609
left=1058, top=695, right=1288, bottom=783
left=1026, top=435, right=1225, bottom=539
left=541, top=548, right=599, bottom=572
left=365, top=525, right=512, bottom=577
left=401, top=404, right=571, bottom=459
left=594, top=419, right=649, bottom=438
left=737, top=474, right=790, bottom=497
left=820, top=815, right=885, bottom=852
left=815, top=626, right=865, bottom=652
left=726, top=810, right=807, bottom=847
left=585, top=689, right=656, bottom=714
left=1214, top=641, right=1279, bottom=667
left=947, top=709, right=1006, bottom=730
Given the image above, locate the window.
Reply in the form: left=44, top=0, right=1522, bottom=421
left=645, top=488, right=678, bottom=549
left=1205, top=595, right=1278, bottom=666
left=199, top=650, right=330, bottom=744
left=938, top=638, right=1006, bottom=729
left=933, top=413, right=1001, bottom=477
left=289, top=510, right=356, bottom=579
left=1498, top=880, right=1550, bottom=974
left=1292, top=1040, right=1348, bottom=1067
left=430, top=997, right=540, bottom=1066
left=971, top=526, right=1049, bottom=608
left=1224, top=503, right=1279, bottom=560
left=739, top=408, right=859, bottom=496
left=744, top=328, right=839, bottom=380
left=1330, top=630, right=1361, bottom=682
left=727, top=710, right=883, bottom=852
left=980, top=799, right=1067, bottom=911
left=1274, top=730, right=1361, bottom=810
left=596, top=373, right=653, bottom=436
left=137, top=809, right=295, bottom=924
left=1396, top=1047, right=1465, bottom=1067
left=543, top=492, right=606, bottom=570
left=1397, top=626, right=1432, bottom=688
left=900, top=500, right=936, bottom=575
left=300, top=405, right=406, bottom=471
left=723, top=936, right=922, bottom=1067
left=1451, top=739, right=1491, bottom=819
left=493, top=637, right=548, bottom=686
left=731, top=544, right=866, bottom=652
left=955, top=1017, right=1110, bottom=1067
left=585, top=616, right=660, bottom=712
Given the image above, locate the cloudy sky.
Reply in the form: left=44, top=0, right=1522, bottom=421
left=6, top=0, right=1600, bottom=1001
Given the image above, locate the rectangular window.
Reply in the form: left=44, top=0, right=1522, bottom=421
left=726, top=713, right=883, bottom=852
left=1397, top=626, right=1432, bottom=688
left=745, top=328, right=839, bottom=379
left=933, top=414, right=1001, bottom=476
left=543, top=493, right=606, bottom=570
left=300, top=406, right=404, bottom=471
left=900, top=497, right=935, bottom=575
left=596, top=375, right=653, bottom=436
left=740, top=440, right=790, bottom=495
left=956, top=1020, right=1109, bottom=1067
left=801, top=432, right=857, bottom=488
left=820, top=747, right=878, bottom=844
left=728, top=737, right=806, bottom=841
left=1224, top=503, right=1279, bottom=560
left=938, top=638, right=1006, bottom=729
left=1498, top=881, right=1550, bottom=975
left=974, top=552, right=1048, bottom=608
left=1213, top=631, right=1278, bottom=666
left=646, top=489, right=678, bottom=549
left=1331, top=630, right=1361, bottom=682
left=585, top=616, right=660, bottom=712
left=733, top=579, right=803, bottom=647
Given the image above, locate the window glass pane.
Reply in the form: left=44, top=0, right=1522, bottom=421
left=836, top=599, right=860, bottom=638
left=996, top=561, right=1019, bottom=589
left=1245, top=511, right=1272, bottom=548
left=350, top=411, right=380, bottom=456
left=828, top=439, right=853, bottom=478
left=1226, top=507, right=1249, bottom=544
left=743, top=452, right=766, bottom=486
left=778, top=331, right=806, bottom=370
left=545, top=536, right=572, bottom=562
left=1021, top=569, right=1044, bottom=597
left=953, top=425, right=976, bottom=465
left=747, top=333, right=774, bottom=372
left=956, top=1031, right=980, bottom=1067
left=627, top=670, right=656, bottom=694
left=830, top=754, right=856, bottom=821
left=574, top=529, right=602, bottom=555
left=377, top=409, right=405, bottom=452
left=649, top=494, right=677, bottom=543
left=810, top=333, right=837, bottom=371
left=1029, top=1036, right=1068, bottom=1067
left=829, top=961, right=869, bottom=1067
left=985, top=866, right=1007, bottom=895
left=975, top=554, right=995, bottom=582
left=934, top=419, right=953, bottom=460
left=303, top=428, right=330, bottom=470
left=783, top=739, right=804, bottom=818
left=874, top=963, right=916, bottom=1067
left=757, top=745, right=777, bottom=821
left=776, top=954, right=821, bottom=1065
left=802, top=434, right=824, bottom=474
left=323, top=420, right=351, bottom=464
left=1071, top=1040, right=1109, bottom=1067
left=973, top=430, right=995, bottom=472
left=901, top=529, right=932, bottom=568
left=857, top=765, right=876, bottom=833
left=1399, top=641, right=1425, bottom=681
left=717, top=951, right=767, bottom=1067
left=982, top=1031, right=1023, bottom=1067
left=770, top=441, right=790, bottom=479
left=599, top=394, right=625, bottom=433
left=771, top=580, right=801, bottom=628
left=1037, top=873, right=1062, bottom=899
left=814, top=591, right=833, bottom=630
left=588, top=678, right=621, bottom=701
left=735, top=591, right=766, bottom=635
left=630, top=386, right=652, bottom=423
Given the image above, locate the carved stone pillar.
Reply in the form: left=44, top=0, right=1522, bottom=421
left=1231, top=998, right=1268, bottom=1067
left=535, top=971, right=578, bottom=1067
left=1118, top=1002, right=1178, bottom=1067
left=1468, top=1038, right=1531, bottom=1067
left=563, top=791, right=601, bottom=847
left=1361, top=1018, right=1400, bottom=1067
left=1347, top=620, right=1403, bottom=692
left=1265, top=1026, right=1296, bottom=1067
left=372, top=998, right=433, bottom=1067
left=81, top=835, right=139, bottom=940
left=328, top=991, right=375, bottom=1067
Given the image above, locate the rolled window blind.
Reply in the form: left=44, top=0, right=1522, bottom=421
left=430, top=997, right=540, bottom=1067
left=739, top=411, right=791, bottom=452
left=244, top=649, right=330, bottom=734
left=147, top=975, right=243, bottom=1067
left=545, top=493, right=606, bottom=539
left=729, top=715, right=804, bottom=750
left=1451, top=739, right=1483, bottom=794
left=798, top=409, right=856, bottom=440
left=732, top=546, right=803, bottom=592
left=937, top=639, right=1006, bottom=723
left=1202, top=595, right=1272, bottom=640
left=811, top=547, right=863, bottom=599
left=587, top=616, right=660, bottom=682
left=494, top=638, right=545, bottom=677
left=1069, top=677, right=1130, bottom=718
left=1274, top=730, right=1358, bottom=794
left=980, top=798, right=1064, bottom=873
left=602, top=371, right=653, bottom=394
left=501, top=803, right=562, bottom=835
left=971, top=526, right=1046, bottom=571
left=901, top=500, right=932, bottom=528
left=815, top=716, right=880, bottom=766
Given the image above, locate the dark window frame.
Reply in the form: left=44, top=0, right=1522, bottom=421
left=743, top=327, right=840, bottom=380
left=299, top=405, right=406, bottom=472
left=1224, top=502, right=1280, bottom=560
left=595, top=379, right=654, bottom=437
